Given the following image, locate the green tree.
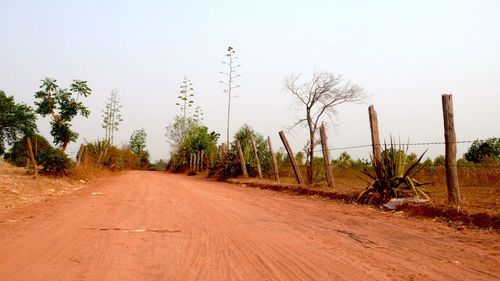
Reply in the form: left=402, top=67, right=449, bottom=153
left=295, top=151, right=305, bottom=166
left=183, top=125, right=219, bottom=153
left=166, top=115, right=198, bottom=147
left=34, top=78, right=92, bottom=151
left=233, top=124, right=271, bottom=176
left=129, top=129, right=149, bottom=169
left=102, top=89, right=123, bottom=145
left=129, top=129, right=147, bottom=155
left=464, top=138, right=500, bottom=163
left=333, top=151, right=353, bottom=168
left=434, top=155, right=445, bottom=166
left=0, top=90, right=38, bottom=156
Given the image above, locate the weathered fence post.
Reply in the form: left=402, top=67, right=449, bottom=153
left=76, top=144, right=84, bottom=167
left=250, top=135, right=263, bottom=179
left=279, top=131, right=304, bottom=184
left=268, top=136, right=280, bottom=182
left=26, top=137, right=38, bottom=178
left=442, top=94, right=461, bottom=205
left=236, top=140, right=248, bottom=178
left=197, top=150, right=201, bottom=172
left=190, top=153, right=194, bottom=171
left=319, top=123, right=334, bottom=188
left=368, top=105, right=382, bottom=162
left=200, top=150, right=204, bottom=171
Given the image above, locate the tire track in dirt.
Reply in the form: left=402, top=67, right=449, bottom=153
left=0, top=171, right=498, bottom=281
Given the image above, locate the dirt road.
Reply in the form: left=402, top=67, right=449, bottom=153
left=0, top=171, right=498, bottom=280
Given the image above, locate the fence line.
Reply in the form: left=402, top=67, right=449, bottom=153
left=310, top=139, right=488, bottom=153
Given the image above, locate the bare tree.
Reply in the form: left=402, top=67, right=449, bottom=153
left=219, top=46, right=241, bottom=146
left=285, top=71, right=366, bottom=184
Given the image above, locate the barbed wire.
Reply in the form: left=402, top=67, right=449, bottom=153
left=313, top=140, right=478, bottom=153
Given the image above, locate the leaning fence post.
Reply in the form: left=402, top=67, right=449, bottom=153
left=26, top=137, right=38, bottom=178
left=268, top=136, right=280, bottom=182
left=368, top=105, right=382, bottom=163
left=236, top=140, right=249, bottom=178
left=279, top=131, right=304, bottom=184
left=76, top=144, right=84, bottom=167
left=319, top=123, right=335, bottom=188
left=442, top=94, right=461, bottom=205
left=250, top=135, right=263, bottom=179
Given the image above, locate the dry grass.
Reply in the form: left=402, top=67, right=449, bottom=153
left=0, top=161, right=112, bottom=214
left=264, top=165, right=499, bottom=217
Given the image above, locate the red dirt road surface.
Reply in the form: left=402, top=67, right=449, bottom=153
left=0, top=171, right=498, bottom=281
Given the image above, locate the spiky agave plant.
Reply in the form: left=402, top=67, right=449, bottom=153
left=358, top=139, right=429, bottom=204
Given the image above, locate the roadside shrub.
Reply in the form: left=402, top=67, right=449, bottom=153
left=208, top=151, right=242, bottom=181
left=81, top=140, right=140, bottom=171
left=464, top=138, right=500, bottom=163
left=358, top=140, right=429, bottom=204
left=38, top=148, right=70, bottom=176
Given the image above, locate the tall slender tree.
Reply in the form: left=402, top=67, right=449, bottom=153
left=102, top=89, right=122, bottom=145
left=193, top=105, right=204, bottom=123
left=176, top=77, right=195, bottom=140
left=219, top=46, right=241, bottom=146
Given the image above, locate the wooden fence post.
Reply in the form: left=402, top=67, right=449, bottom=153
left=76, top=144, right=84, bottom=167
left=250, top=135, right=263, bottom=179
left=279, top=131, right=304, bottom=184
left=368, top=105, right=382, bottom=163
left=190, top=153, right=194, bottom=171
left=236, top=140, right=248, bottom=178
left=319, top=123, right=334, bottom=188
left=442, top=94, right=461, bottom=205
left=200, top=150, right=204, bottom=171
left=26, top=137, right=38, bottom=178
left=194, top=152, right=198, bottom=172
left=268, top=136, right=280, bottom=182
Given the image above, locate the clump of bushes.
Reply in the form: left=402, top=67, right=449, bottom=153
left=80, top=140, right=143, bottom=171
left=37, top=148, right=70, bottom=176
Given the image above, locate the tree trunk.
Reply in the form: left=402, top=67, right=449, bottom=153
left=61, top=140, right=69, bottom=152
left=306, top=111, right=314, bottom=184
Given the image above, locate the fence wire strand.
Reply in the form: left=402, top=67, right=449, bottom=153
left=311, top=140, right=478, bottom=153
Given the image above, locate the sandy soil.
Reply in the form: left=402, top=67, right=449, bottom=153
left=0, top=171, right=498, bottom=281
left=0, top=161, right=85, bottom=212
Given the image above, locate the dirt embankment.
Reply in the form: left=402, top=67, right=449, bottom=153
left=228, top=178, right=500, bottom=230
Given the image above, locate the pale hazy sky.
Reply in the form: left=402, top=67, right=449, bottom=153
left=1, top=0, right=499, bottom=161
